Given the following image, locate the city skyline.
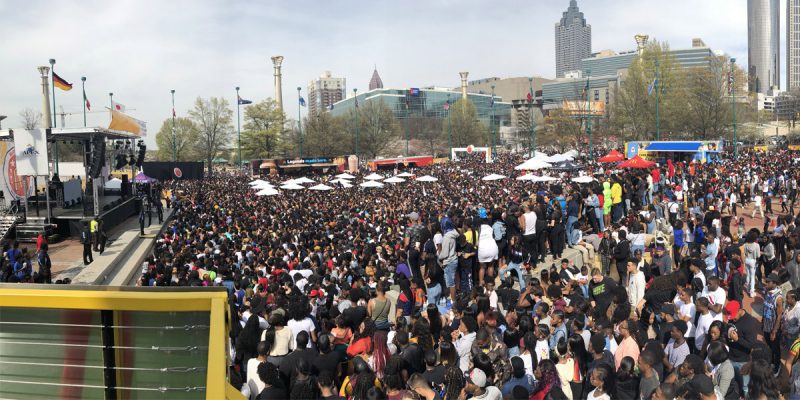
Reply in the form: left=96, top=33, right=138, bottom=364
left=1, top=0, right=749, bottom=147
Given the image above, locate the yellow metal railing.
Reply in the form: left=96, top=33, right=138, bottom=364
left=0, top=284, right=244, bottom=400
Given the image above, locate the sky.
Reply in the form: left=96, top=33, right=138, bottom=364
left=0, top=0, right=752, bottom=148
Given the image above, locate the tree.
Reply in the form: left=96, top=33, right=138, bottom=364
left=540, top=109, right=582, bottom=152
left=443, top=99, right=489, bottom=148
left=188, top=97, right=233, bottom=175
left=19, top=108, right=42, bottom=130
left=240, top=99, right=286, bottom=160
left=409, top=116, right=444, bottom=156
left=154, top=117, right=199, bottom=161
left=301, top=112, right=349, bottom=157
left=344, top=100, right=399, bottom=159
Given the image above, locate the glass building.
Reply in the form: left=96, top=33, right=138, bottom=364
left=329, top=88, right=512, bottom=129
left=748, top=0, right=780, bottom=94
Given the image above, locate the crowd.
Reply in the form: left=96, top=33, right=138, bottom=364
left=137, top=147, right=800, bottom=400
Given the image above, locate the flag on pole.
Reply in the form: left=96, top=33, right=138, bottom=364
left=328, top=104, right=335, bottom=111
left=443, top=100, right=450, bottom=111
left=111, top=101, right=126, bottom=112
left=299, top=97, right=306, bottom=107
left=53, top=72, right=73, bottom=91
left=108, top=109, right=146, bottom=136
left=648, top=78, right=658, bottom=96
left=354, top=95, right=359, bottom=109
left=527, top=92, right=533, bottom=103
left=172, top=108, right=176, bottom=117
left=237, top=96, right=252, bottom=105
left=83, top=89, right=91, bottom=111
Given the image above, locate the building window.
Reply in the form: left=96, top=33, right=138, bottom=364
left=594, top=90, right=599, bottom=101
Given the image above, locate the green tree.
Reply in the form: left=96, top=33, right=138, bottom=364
left=443, top=99, right=489, bottom=148
left=188, top=97, right=233, bottom=175
left=240, top=99, right=286, bottom=160
left=301, top=112, right=350, bottom=157
left=343, top=100, right=399, bottom=159
left=154, top=117, right=199, bottom=161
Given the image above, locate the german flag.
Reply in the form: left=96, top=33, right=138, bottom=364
left=53, top=72, right=73, bottom=91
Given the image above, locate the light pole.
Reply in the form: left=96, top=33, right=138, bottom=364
left=236, top=86, right=241, bottom=167
left=354, top=88, right=359, bottom=157
left=490, top=84, right=496, bottom=157
left=585, top=69, right=593, bottom=161
left=171, top=89, right=176, bottom=162
left=447, top=93, right=452, bottom=158
left=405, top=100, right=410, bottom=156
left=81, top=77, right=87, bottom=127
left=49, top=59, right=56, bottom=128
left=528, top=77, right=536, bottom=154
left=731, top=58, right=737, bottom=158
left=655, top=58, right=660, bottom=140
left=297, top=86, right=303, bottom=158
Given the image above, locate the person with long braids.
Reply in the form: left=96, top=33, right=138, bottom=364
left=442, top=364, right=466, bottom=400
left=530, top=359, right=561, bottom=400
left=347, top=319, right=375, bottom=358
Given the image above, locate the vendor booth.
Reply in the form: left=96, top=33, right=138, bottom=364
left=625, top=141, right=722, bottom=164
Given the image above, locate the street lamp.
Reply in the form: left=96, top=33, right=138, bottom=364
left=731, top=58, right=737, bottom=158
left=0, top=115, right=6, bottom=129
left=528, top=77, right=535, bottom=154
left=490, top=85, right=496, bottom=157
left=297, top=86, right=303, bottom=158
left=353, top=88, right=359, bottom=157
left=171, top=89, right=176, bottom=162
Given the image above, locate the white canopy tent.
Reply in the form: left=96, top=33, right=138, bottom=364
left=335, top=173, right=356, bottom=179
left=571, top=176, right=595, bottom=183
left=255, top=188, right=280, bottom=196
left=481, top=173, right=507, bottom=181
left=359, top=180, right=384, bottom=188
left=279, top=182, right=305, bottom=190
left=248, top=179, right=269, bottom=186
left=514, top=159, right=552, bottom=170
left=292, top=177, right=316, bottom=184
left=532, top=175, right=559, bottom=182
left=416, top=175, right=438, bottom=182
left=396, top=172, right=415, bottom=177
left=364, top=173, right=384, bottom=180
left=384, top=177, right=406, bottom=183
left=309, top=184, right=333, bottom=191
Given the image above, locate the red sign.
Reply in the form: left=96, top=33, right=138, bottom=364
left=466, top=145, right=474, bottom=154
left=173, top=167, right=183, bottom=178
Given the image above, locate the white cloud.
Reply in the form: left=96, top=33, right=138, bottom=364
left=0, top=0, right=749, bottom=148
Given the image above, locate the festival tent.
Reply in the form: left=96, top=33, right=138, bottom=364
left=416, top=175, right=438, bottom=182
left=532, top=175, right=559, bottom=182
left=618, top=155, right=656, bottom=169
left=340, top=181, right=353, bottom=188
left=293, top=177, right=316, bottom=184
left=550, top=161, right=582, bottom=171
left=384, top=177, right=406, bottom=183
left=597, top=149, right=625, bottom=163
left=251, top=182, right=275, bottom=190
left=481, top=174, right=506, bottom=181
left=546, top=153, right=573, bottom=163
left=364, top=173, right=384, bottom=180
left=571, top=176, right=595, bottom=183
left=396, top=172, right=415, bottom=177
left=133, top=172, right=157, bottom=183
left=564, top=149, right=579, bottom=157
left=256, top=188, right=280, bottom=196
left=248, top=179, right=269, bottom=186
left=279, top=182, right=305, bottom=190
left=281, top=178, right=298, bottom=185
left=359, top=180, right=384, bottom=188
left=309, top=184, right=333, bottom=191
left=330, top=178, right=351, bottom=184
left=516, top=174, right=538, bottom=181
left=106, top=178, right=122, bottom=190
left=335, top=173, right=356, bottom=179
left=514, top=158, right=552, bottom=170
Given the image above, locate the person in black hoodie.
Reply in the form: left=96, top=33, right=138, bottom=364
left=613, top=230, right=630, bottom=284
left=589, top=267, right=616, bottom=313
left=615, top=355, right=640, bottom=400
left=724, top=299, right=760, bottom=398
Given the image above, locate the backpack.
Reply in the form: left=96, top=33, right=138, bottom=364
left=492, top=220, right=506, bottom=241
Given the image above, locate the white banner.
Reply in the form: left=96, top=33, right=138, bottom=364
left=13, top=129, right=49, bottom=176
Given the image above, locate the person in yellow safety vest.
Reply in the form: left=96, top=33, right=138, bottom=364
left=611, top=178, right=623, bottom=223
left=90, top=217, right=99, bottom=252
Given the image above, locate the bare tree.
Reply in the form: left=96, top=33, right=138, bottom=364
left=188, top=97, right=233, bottom=176
left=19, top=108, right=42, bottom=130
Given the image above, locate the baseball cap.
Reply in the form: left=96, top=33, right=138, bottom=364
left=725, top=300, right=740, bottom=319
left=406, top=212, right=420, bottom=221
left=766, top=273, right=780, bottom=283
left=468, top=368, right=487, bottom=388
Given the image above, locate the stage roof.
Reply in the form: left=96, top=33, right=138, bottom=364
left=0, top=127, right=140, bottom=141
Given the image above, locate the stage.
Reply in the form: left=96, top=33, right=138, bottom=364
left=18, top=194, right=139, bottom=242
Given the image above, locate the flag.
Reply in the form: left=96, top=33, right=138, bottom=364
left=108, top=109, right=146, bottom=136
left=648, top=78, right=658, bottom=96
left=83, top=89, right=91, bottom=111
left=237, top=96, right=252, bottom=105
left=53, top=72, right=73, bottom=91
left=527, top=92, right=533, bottom=103
left=172, top=108, right=176, bottom=117
left=355, top=95, right=358, bottom=109
left=328, top=104, right=335, bottom=111
left=299, top=97, right=306, bottom=107
left=112, top=101, right=126, bottom=112
left=490, top=96, right=494, bottom=108
left=443, top=101, right=450, bottom=111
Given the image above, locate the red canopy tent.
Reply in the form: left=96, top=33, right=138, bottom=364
left=597, top=149, right=624, bottom=163
left=618, top=155, right=656, bottom=169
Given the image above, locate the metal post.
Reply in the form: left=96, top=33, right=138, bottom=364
left=49, top=59, right=56, bottom=128
left=528, top=77, right=535, bottom=153
left=354, top=88, right=359, bottom=156
left=586, top=70, right=593, bottom=161
left=655, top=58, right=660, bottom=140
left=171, top=89, right=176, bottom=162
left=731, top=58, right=737, bottom=158
left=297, top=87, right=303, bottom=158
left=109, top=92, right=114, bottom=120
left=81, top=77, right=87, bottom=127
left=405, top=102, right=410, bottom=156
left=236, top=87, right=241, bottom=167
left=447, top=93, right=452, bottom=157
left=491, top=85, right=496, bottom=156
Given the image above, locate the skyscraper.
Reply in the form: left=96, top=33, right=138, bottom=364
left=307, top=71, right=345, bottom=115
left=789, top=0, right=800, bottom=90
left=369, top=67, right=384, bottom=90
left=748, top=0, right=780, bottom=94
left=555, top=0, right=591, bottom=78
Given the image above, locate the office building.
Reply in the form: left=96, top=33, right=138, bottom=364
left=555, top=0, right=592, bottom=78
left=789, top=0, right=800, bottom=90
left=307, top=71, right=346, bottom=115
left=748, top=0, right=780, bottom=94
left=369, top=67, right=384, bottom=90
